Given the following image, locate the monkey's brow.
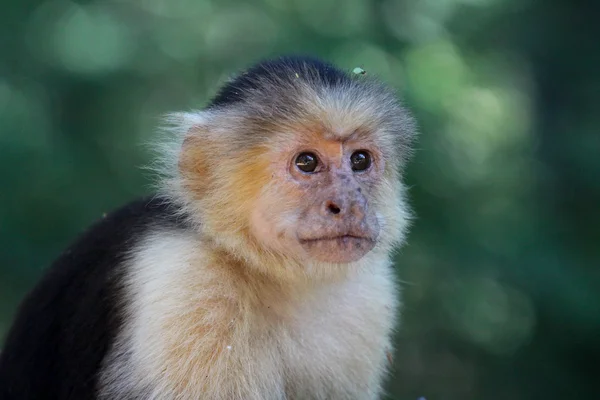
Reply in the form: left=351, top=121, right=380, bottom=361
left=322, top=127, right=375, bottom=142
left=347, top=128, right=374, bottom=140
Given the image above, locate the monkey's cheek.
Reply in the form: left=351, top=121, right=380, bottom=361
left=300, top=237, right=376, bottom=264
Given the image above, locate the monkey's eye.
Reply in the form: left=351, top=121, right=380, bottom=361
left=295, top=152, right=319, bottom=173
left=350, top=150, right=372, bottom=172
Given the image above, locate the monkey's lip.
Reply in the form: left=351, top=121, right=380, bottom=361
left=298, top=234, right=376, bottom=263
left=298, top=234, right=374, bottom=244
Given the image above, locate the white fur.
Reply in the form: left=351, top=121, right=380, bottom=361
left=98, top=228, right=399, bottom=399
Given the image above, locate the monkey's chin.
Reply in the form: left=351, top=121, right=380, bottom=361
left=299, top=235, right=376, bottom=264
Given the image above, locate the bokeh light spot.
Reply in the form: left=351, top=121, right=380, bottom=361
left=49, top=2, right=135, bottom=74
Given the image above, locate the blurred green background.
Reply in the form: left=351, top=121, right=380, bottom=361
left=1, top=0, right=598, bottom=399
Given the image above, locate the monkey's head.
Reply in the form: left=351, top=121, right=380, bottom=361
left=166, top=56, right=416, bottom=279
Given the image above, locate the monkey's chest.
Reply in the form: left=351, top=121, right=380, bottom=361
left=272, top=289, right=397, bottom=398
left=103, top=264, right=398, bottom=400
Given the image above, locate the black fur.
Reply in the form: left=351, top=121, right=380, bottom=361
left=208, top=55, right=352, bottom=108
left=0, top=197, right=186, bottom=400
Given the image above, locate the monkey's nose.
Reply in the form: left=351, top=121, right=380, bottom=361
left=325, top=200, right=342, bottom=215
left=322, top=194, right=368, bottom=219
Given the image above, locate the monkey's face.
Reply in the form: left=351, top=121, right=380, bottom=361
left=291, top=143, right=382, bottom=264
left=248, top=132, right=391, bottom=265
left=177, top=76, right=414, bottom=273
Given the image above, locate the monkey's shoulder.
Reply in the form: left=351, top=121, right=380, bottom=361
left=57, top=196, right=186, bottom=264
left=34, top=196, right=187, bottom=291
left=0, top=195, right=187, bottom=399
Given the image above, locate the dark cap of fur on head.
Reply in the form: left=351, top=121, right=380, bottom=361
left=207, top=55, right=352, bottom=109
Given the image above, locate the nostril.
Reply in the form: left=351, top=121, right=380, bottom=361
left=327, top=201, right=341, bottom=215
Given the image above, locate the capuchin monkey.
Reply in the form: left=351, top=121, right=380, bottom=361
left=0, top=55, right=416, bottom=400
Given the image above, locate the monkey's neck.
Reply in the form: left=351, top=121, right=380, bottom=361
left=206, top=235, right=349, bottom=289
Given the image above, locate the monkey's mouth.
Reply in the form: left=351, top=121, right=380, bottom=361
left=299, top=234, right=372, bottom=244
left=298, top=235, right=376, bottom=263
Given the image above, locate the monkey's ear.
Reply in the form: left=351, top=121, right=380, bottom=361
left=178, top=122, right=211, bottom=184
left=168, top=111, right=210, bottom=172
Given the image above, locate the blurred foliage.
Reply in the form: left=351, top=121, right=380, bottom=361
left=1, top=0, right=598, bottom=399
